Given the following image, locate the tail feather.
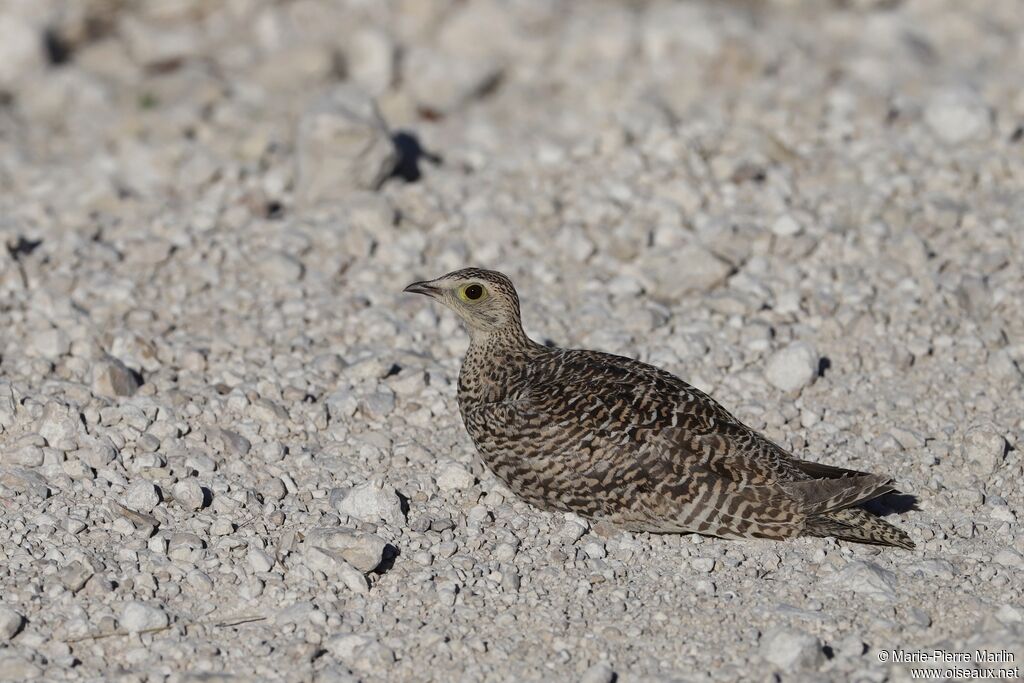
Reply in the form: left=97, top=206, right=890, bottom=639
left=781, top=473, right=895, bottom=516
left=805, top=508, right=915, bottom=550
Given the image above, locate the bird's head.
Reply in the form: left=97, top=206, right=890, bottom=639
left=404, top=267, right=524, bottom=338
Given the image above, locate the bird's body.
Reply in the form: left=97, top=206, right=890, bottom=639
left=406, top=268, right=914, bottom=549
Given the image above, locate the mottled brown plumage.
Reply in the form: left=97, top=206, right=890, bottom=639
left=405, top=268, right=914, bottom=549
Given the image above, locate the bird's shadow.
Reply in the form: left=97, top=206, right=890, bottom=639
left=863, top=491, right=920, bottom=516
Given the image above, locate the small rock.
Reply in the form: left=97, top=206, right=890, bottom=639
left=765, top=341, right=819, bottom=393
left=826, top=560, right=897, bottom=602
left=0, top=607, right=24, bottom=640
left=334, top=481, right=405, bottom=526
left=125, top=481, right=160, bottom=513
left=303, top=547, right=370, bottom=594
left=770, top=214, right=803, bottom=237
left=248, top=546, right=275, bottom=573
left=347, top=28, right=395, bottom=95
left=296, top=85, right=398, bottom=205
left=993, top=549, right=1024, bottom=569
left=0, top=654, right=40, bottom=680
left=647, top=245, right=732, bottom=298
left=962, top=425, right=1007, bottom=476
left=59, top=560, right=94, bottom=593
left=172, top=479, right=206, bottom=511
left=436, top=464, right=475, bottom=491
left=29, top=328, right=70, bottom=359
left=257, top=251, right=304, bottom=284
left=304, top=528, right=388, bottom=572
left=120, top=601, right=168, bottom=633
left=924, top=90, right=991, bottom=145
left=760, top=627, right=824, bottom=669
left=579, top=662, right=615, bottom=683
left=92, top=356, right=141, bottom=398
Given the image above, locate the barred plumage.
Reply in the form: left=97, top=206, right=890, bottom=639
left=405, top=267, right=914, bottom=549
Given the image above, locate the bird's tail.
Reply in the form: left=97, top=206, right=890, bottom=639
left=804, top=508, right=915, bottom=550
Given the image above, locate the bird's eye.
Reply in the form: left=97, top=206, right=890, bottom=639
left=460, top=283, right=485, bottom=301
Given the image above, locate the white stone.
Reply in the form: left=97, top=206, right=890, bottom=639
left=334, top=481, right=405, bottom=526
left=29, top=328, right=70, bottom=359
left=120, top=601, right=168, bottom=633
left=347, top=28, right=395, bottom=95
left=125, top=481, right=160, bottom=513
left=770, top=214, right=802, bottom=237
left=579, top=662, right=615, bottom=683
left=92, top=356, right=141, bottom=398
left=0, top=14, right=43, bottom=88
left=436, top=464, right=475, bottom=491
left=0, top=607, right=24, bottom=641
left=962, top=425, right=1006, bottom=475
left=761, top=628, right=824, bottom=669
left=172, top=479, right=205, bottom=510
left=764, top=342, right=819, bottom=393
left=924, top=90, right=992, bottom=145
left=303, top=528, right=387, bottom=573
left=825, top=560, right=897, bottom=602
left=303, top=547, right=369, bottom=593
left=296, top=85, right=398, bottom=205
left=248, top=546, right=275, bottom=573
left=646, top=245, right=732, bottom=298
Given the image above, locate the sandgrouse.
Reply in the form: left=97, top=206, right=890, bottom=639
left=405, top=267, right=914, bottom=549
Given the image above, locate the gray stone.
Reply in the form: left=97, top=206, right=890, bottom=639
left=120, top=601, right=169, bottom=633
left=436, top=463, right=475, bottom=491
left=962, top=425, right=1007, bottom=475
left=647, top=245, right=732, bottom=298
left=761, top=628, right=824, bottom=669
left=826, top=560, right=897, bottom=602
left=172, top=479, right=206, bottom=511
left=0, top=607, right=24, bottom=640
left=579, top=662, right=615, bottom=683
left=29, top=328, right=70, bottom=359
left=924, top=90, right=992, bottom=145
left=303, top=528, right=387, bottom=573
left=296, top=85, right=398, bottom=205
left=334, top=481, right=405, bottom=527
left=92, top=356, right=141, bottom=398
left=125, top=481, right=160, bottom=513
left=765, top=342, right=819, bottom=393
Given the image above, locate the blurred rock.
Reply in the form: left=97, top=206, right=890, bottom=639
left=296, top=86, right=398, bottom=205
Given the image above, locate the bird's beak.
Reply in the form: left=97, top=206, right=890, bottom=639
left=403, top=280, right=441, bottom=298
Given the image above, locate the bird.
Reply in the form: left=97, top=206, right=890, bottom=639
left=404, top=267, right=914, bottom=549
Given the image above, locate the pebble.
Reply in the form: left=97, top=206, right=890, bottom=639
left=172, top=479, right=206, bottom=510
left=924, top=89, right=992, bottom=145
left=760, top=628, right=824, bottom=669
left=764, top=342, right=819, bottom=393
left=92, top=357, right=141, bottom=398
left=334, top=481, right=405, bottom=527
left=436, top=464, right=475, bottom=491
left=826, top=561, right=897, bottom=602
left=579, top=662, right=615, bottom=683
left=296, top=85, right=398, bottom=205
left=120, top=601, right=169, bottom=633
left=961, top=425, right=1007, bottom=475
left=304, top=528, right=388, bottom=573
left=29, top=328, right=70, bottom=359
left=248, top=546, right=276, bottom=574
left=0, top=607, right=24, bottom=641
left=125, top=481, right=161, bottom=513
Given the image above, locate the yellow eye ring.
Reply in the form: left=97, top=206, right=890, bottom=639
left=458, top=283, right=486, bottom=302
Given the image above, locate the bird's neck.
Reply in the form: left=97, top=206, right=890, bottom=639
left=460, top=324, right=543, bottom=402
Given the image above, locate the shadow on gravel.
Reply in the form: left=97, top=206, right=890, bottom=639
left=865, top=491, right=920, bottom=517
left=391, top=131, right=442, bottom=182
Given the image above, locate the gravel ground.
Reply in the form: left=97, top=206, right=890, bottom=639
left=1, top=1, right=1023, bottom=681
